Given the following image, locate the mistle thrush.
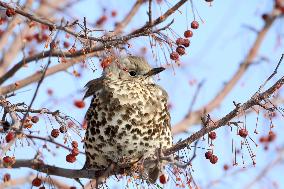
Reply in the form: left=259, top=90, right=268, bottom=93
left=83, top=56, right=172, bottom=182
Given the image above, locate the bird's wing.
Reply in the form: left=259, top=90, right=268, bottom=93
left=83, top=78, right=104, bottom=99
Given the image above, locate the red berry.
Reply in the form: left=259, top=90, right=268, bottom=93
left=205, top=151, right=212, bottom=159
left=3, top=173, right=11, bottom=182
left=191, top=21, right=199, bottom=29
left=170, top=52, right=179, bottom=61
left=74, top=100, right=85, bottom=108
left=70, top=187, right=76, bottom=189
left=47, top=88, right=53, bottom=96
left=96, top=15, right=107, bottom=26
left=71, top=148, right=79, bottom=156
left=210, top=155, right=218, bottom=164
left=63, top=41, right=70, bottom=48
left=32, top=177, right=42, bottom=187
left=184, top=30, right=193, bottom=38
left=176, top=38, right=184, bottom=46
left=5, top=132, right=14, bottom=143
left=3, top=156, right=13, bottom=164
left=159, top=174, right=168, bottom=184
left=223, top=164, right=229, bottom=171
left=51, top=129, right=60, bottom=138
left=239, top=129, right=248, bottom=138
left=208, top=132, right=217, bottom=140
left=71, top=141, right=78, bottom=148
left=268, top=131, right=276, bottom=142
left=66, top=154, right=76, bottom=163
left=111, top=10, right=117, bottom=17
left=259, top=136, right=269, bottom=143
left=101, top=57, right=113, bottom=69
left=182, top=38, right=190, bottom=47
left=6, top=8, right=16, bottom=17
left=31, top=116, right=39, bottom=123
left=176, top=46, right=185, bottom=56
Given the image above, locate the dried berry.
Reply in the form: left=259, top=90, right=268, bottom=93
left=205, top=151, right=212, bottom=159
left=176, top=46, right=185, bottom=56
left=31, top=116, right=39, bottom=123
left=66, top=154, right=76, bottom=163
left=184, top=30, right=193, bottom=38
left=71, top=141, right=78, bottom=148
left=210, top=155, right=218, bottom=164
left=74, top=100, right=85, bottom=108
left=71, top=148, right=79, bottom=156
left=63, top=41, right=70, bottom=48
left=51, top=129, right=60, bottom=138
left=32, top=177, right=42, bottom=187
left=209, top=132, right=217, bottom=140
left=239, top=129, right=248, bottom=138
left=191, top=21, right=199, bottom=29
left=5, top=132, right=14, bottom=143
left=3, top=173, right=11, bottom=182
left=268, top=131, right=276, bottom=142
left=170, top=52, right=179, bottom=61
left=59, top=126, right=67, bottom=133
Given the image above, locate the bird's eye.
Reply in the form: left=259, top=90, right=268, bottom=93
left=129, top=71, right=137, bottom=76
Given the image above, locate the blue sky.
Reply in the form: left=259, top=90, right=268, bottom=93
left=1, top=0, right=284, bottom=188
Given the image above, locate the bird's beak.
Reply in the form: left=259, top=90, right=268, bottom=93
left=144, top=67, right=165, bottom=77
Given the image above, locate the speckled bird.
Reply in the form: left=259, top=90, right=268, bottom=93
left=83, top=56, right=172, bottom=182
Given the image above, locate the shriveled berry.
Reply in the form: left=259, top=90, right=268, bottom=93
left=71, top=148, right=79, bottom=156
left=239, top=129, right=248, bottom=138
left=5, top=132, right=14, bottom=143
left=210, top=155, right=218, bottom=164
left=184, top=30, right=193, bottom=38
left=66, top=154, right=76, bottom=163
left=205, top=151, right=212, bottom=159
left=71, top=141, right=78, bottom=148
left=74, top=100, right=85, bottom=109
left=209, top=132, right=216, bottom=140
left=159, top=174, right=168, bottom=184
left=170, top=52, right=179, bottom=61
left=6, top=8, right=16, bottom=17
left=51, top=129, right=60, bottom=138
left=3, top=173, right=11, bottom=182
left=63, top=41, right=70, bottom=48
left=32, top=177, right=42, bottom=187
left=223, top=164, right=229, bottom=171
left=59, top=126, right=67, bottom=133
left=31, top=116, right=39, bottom=123
left=191, top=21, right=199, bottom=29
left=176, top=46, right=185, bottom=56
left=268, top=131, right=276, bottom=142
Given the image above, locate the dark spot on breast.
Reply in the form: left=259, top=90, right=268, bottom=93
left=125, top=124, right=132, bottom=130
left=117, top=119, right=122, bottom=125
left=90, top=127, right=96, bottom=135
left=128, top=150, right=134, bottom=154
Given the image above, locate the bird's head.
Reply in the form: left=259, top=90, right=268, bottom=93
left=102, top=56, right=165, bottom=81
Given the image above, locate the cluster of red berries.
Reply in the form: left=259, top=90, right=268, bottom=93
left=205, top=151, right=218, bottom=164
left=50, top=125, right=68, bottom=138
left=170, top=21, right=199, bottom=61
left=259, top=131, right=276, bottom=144
left=66, top=141, right=79, bottom=163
